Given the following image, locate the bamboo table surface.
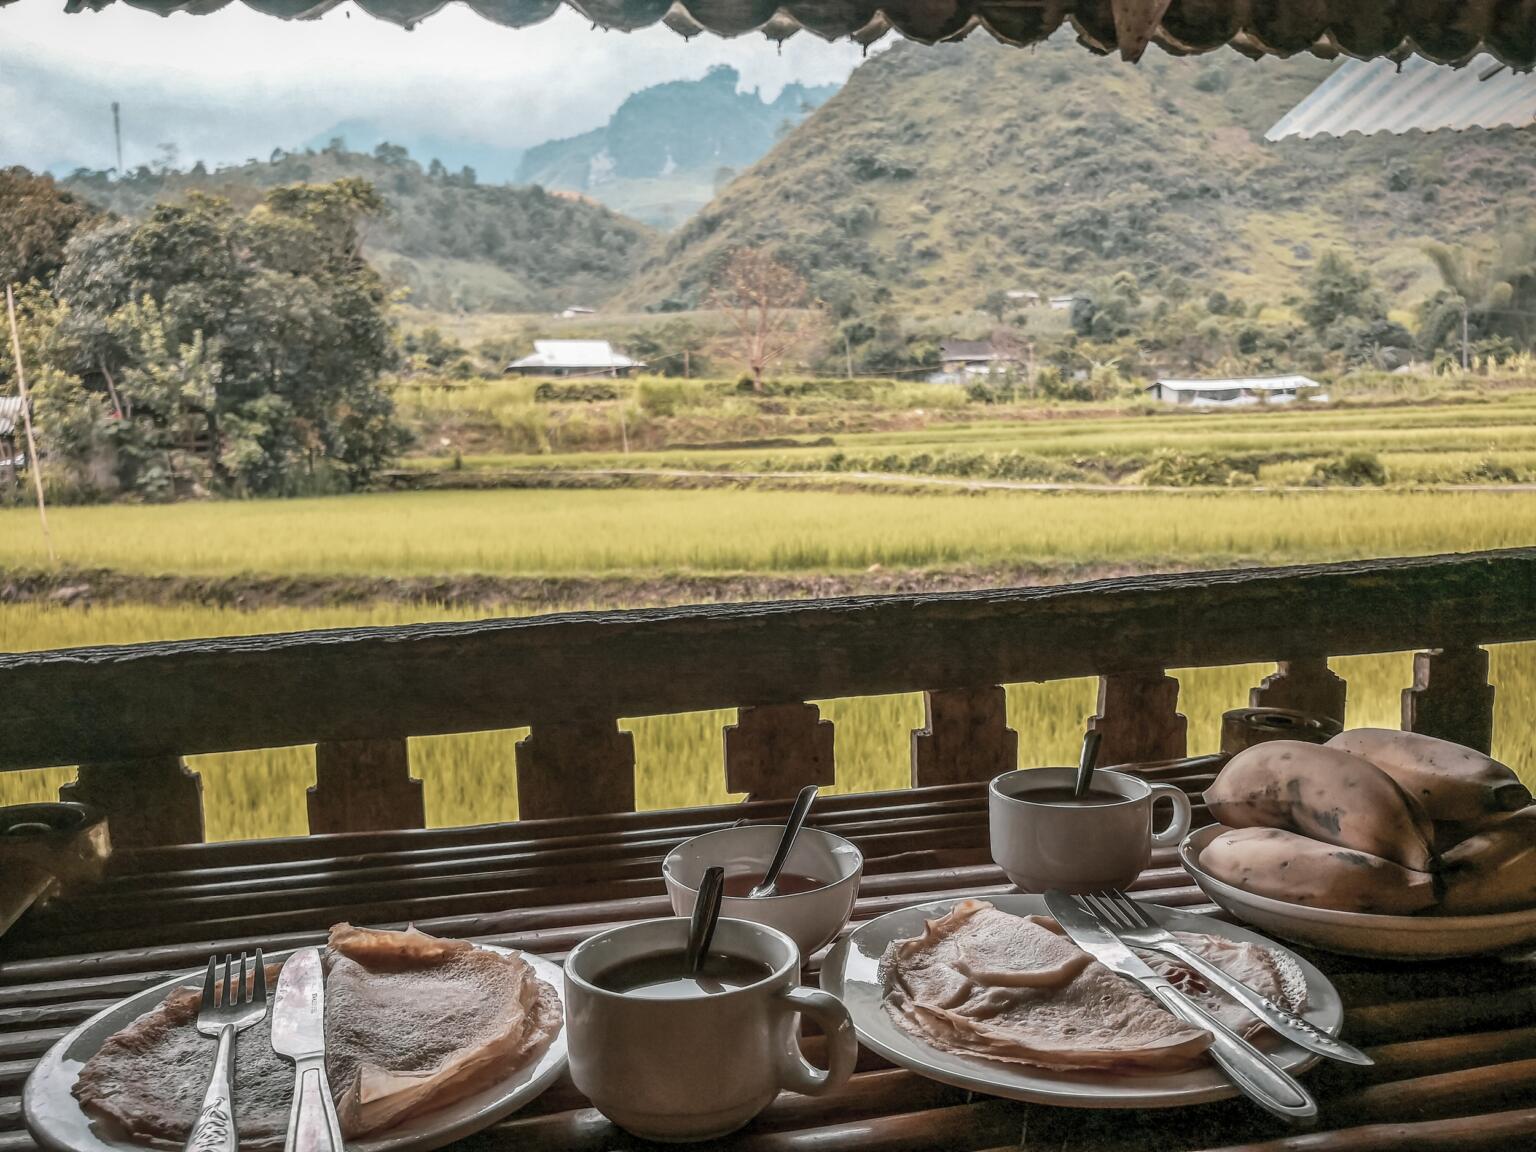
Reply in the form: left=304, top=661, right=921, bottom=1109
left=2, top=777, right=1535, bottom=1152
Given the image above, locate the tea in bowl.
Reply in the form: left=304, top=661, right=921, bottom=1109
left=989, top=766, right=1193, bottom=893
left=563, top=917, right=857, bottom=1141
left=664, top=825, right=863, bottom=957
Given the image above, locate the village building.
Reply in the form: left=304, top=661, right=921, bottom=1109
left=505, top=340, right=644, bottom=378
left=1005, top=290, right=1041, bottom=306
left=0, top=396, right=24, bottom=474
left=1146, top=374, right=1327, bottom=407
left=1048, top=294, right=1081, bottom=310
left=934, top=339, right=1022, bottom=382
left=559, top=306, right=596, bottom=319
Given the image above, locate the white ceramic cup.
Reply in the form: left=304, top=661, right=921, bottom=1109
left=564, top=917, right=858, bottom=1142
left=663, top=825, right=864, bottom=957
left=988, top=767, right=1193, bottom=893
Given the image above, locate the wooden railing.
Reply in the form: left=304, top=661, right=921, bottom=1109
left=2, top=549, right=1533, bottom=848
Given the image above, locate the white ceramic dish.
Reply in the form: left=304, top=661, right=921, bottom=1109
left=664, top=825, right=863, bottom=957
left=24, top=945, right=567, bottom=1152
left=820, top=893, right=1341, bottom=1110
left=1181, top=824, right=1536, bottom=960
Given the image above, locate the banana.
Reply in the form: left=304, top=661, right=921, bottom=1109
left=1201, top=826, right=1437, bottom=914
left=1327, top=728, right=1531, bottom=822
left=1204, top=740, right=1438, bottom=873
left=1439, top=807, right=1536, bottom=915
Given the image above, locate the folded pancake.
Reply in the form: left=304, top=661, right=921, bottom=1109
left=881, top=899, right=1303, bottom=1073
left=73, top=925, right=561, bottom=1147
left=326, top=922, right=561, bottom=1136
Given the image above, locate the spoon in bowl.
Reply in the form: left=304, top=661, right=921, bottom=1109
left=748, top=784, right=819, bottom=898
left=1074, top=729, right=1103, bottom=800
left=684, top=865, right=726, bottom=975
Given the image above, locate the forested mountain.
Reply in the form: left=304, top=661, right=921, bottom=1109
left=517, top=66, right=837, bottom=229
left=621, top=36, right=1536, bottom=315
left=64, top=146, right=655, bottom=312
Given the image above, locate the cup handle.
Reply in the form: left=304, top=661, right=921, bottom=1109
left=773, top=986, right=857, bottom=1097
left=1148, top=783, right=1193, bottom=846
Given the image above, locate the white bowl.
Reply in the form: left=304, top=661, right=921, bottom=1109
left=663, top=825, right=863, bottom=958
left=1181, top=824, right=1536, bottom=960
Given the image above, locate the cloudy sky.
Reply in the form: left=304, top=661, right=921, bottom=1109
left=0, top=3, right=867, bottom=176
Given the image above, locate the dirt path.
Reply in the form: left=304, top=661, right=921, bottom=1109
left=1, top=560, right=1199, bottom=614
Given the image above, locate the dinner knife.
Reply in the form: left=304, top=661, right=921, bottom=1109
left=1043, top=891, right=1317, bottom=1122
left=271, top=948, right=345, bottom=1152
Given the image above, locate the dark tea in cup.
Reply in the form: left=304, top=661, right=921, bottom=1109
left=595, top=952, right=772, bottom=999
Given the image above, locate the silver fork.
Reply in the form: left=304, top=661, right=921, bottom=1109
left=187, top=951, right=269, bottom=1152
left=1082, top=892, right=1371, bottom=1066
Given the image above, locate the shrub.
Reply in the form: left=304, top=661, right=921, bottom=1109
left=1310, top=451, right=1388, bottom=487
left=1138, top=451, right=1235, bottom=487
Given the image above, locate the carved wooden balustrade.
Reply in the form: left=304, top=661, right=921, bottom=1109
left=1, top=549, right=1532, bottom=849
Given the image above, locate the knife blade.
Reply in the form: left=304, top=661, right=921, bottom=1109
left=1043, top=891, right=1317, bottom=1122
left=271, top=949, right=344, bottom=1152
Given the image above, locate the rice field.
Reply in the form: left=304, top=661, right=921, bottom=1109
left=3, top=487, right=1536, bottom=578
left=3, top=600, right=1534, bottom=840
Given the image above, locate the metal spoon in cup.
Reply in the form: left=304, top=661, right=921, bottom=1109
left=1074, top=729, right=1103, bottom=799
left=684, top=865, right=726, bottom=975
left=748, top=785, right=819, bottom=898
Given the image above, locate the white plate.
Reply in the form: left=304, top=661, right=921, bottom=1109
left=24, top=946, right=567, bottom=1152
left=1182, top=824, right=1536, bottom=960
left=820, top=894, right=1340, bottom=1110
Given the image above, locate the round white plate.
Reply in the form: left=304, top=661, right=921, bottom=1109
left=819, top=894, right=1340, bottom=1109
left=24, top=946, right=567, bottom=1152
left=1182, top=824, right=1536, bottom=960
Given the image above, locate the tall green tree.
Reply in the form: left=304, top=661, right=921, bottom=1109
left=1421, top=226, right=1536, bottom=359
left=0, top=168, right=97, bottom=287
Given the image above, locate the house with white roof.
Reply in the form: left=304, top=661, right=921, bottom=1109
left=1146, top=375, right=1327, bottom=407
left=505, top=340, right=644, bottom=378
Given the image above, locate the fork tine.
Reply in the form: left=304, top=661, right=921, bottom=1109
left=222, top=954, right=234, bottom=1008
left=1110, top=890, right=1150, bottom=927
left=253, top=949, right=266, bottom=1004
left=1088, top=891, right=1130, bottom=928
left=237, top=953, right=248, bottom=1004
left=200, top=956, right=217, bottom=1013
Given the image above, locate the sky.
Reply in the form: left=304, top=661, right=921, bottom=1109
left=0, top=2, right=867, bottom=176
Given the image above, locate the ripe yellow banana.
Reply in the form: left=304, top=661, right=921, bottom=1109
left=1327, top=728, right=1531, bottom=822
left=1204, top=740, right=1438, bottom=873
left=1439, top=808, right=1536, bottom=915
left=1201, top=826, right=1437, bottom=914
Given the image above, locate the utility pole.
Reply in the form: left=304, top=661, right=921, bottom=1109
left=1461, top=300, right=1470, bottom=371
left=6, top=285, right=55, bottom=565
left=112, top=102, right=123, bottom=174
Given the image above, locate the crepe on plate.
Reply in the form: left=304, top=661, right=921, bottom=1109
left=73, top=924, right=561, bottom=1146
left=881, top=899, right=1304, bottom=1072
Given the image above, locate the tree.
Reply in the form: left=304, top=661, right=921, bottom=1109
left=707, top=247, right=814, bottom=391
left=34, top=180, right=403, bottom=498
left=1301, top=250, right=1382, bottom=332
left=982, top=289, right=1010, bottom=322
left=1422, top=227, right=1536, bottom=362
left=0, top=168, right=97, bottom=288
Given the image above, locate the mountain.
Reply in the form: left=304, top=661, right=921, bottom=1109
left=517, top=65, right=838, bottom=229
left=621, top=37, right=1536, bottom=315
left=64, top=146, right=654, bottom=313
left=302, top=120, right=525, bottom=185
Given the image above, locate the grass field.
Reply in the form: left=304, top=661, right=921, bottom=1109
left=6, top=392, right=1536, bottom=840
left=3, top=599, right=1533, bottom=840
left=4, top=488, right=1535, bottom=578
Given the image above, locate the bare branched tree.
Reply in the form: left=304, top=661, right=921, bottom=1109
left=707, top=247, right=812, bottom=391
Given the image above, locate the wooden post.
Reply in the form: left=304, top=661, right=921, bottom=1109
left=911, top=686, right=1018, bottom=786
left=309, top=738, right=424, bottom=834
left=6, top=284, right=54, bottom=564
left=1403, top=646, right=1495, bottom=754
left=61, top=757, right=204, bottom=848
left=1251, top=656, right=1347, bottom=725
left=725, top=703, right=835, bottom=801
left=516, top=717, right=636, bottom=820
left=1089, top=670, right=1187, bottom=766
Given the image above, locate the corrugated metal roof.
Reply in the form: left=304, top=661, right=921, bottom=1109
left=1151, top=376, right=1321, bottom=393
left=508, top=340, right=640, bottom=370
left=1267, top=54, right=1536, bottom=141
left=28, top=1, right=1536, bottom=67
left=0, top=396, right=23, bottom=438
